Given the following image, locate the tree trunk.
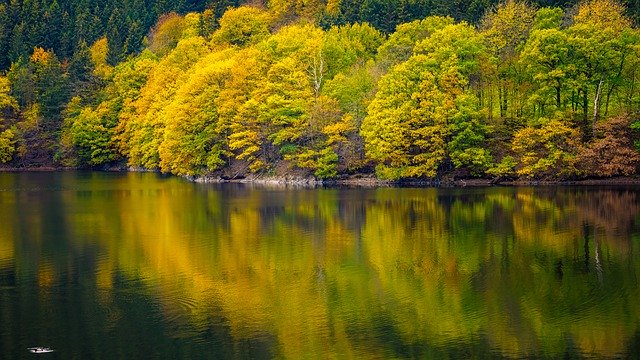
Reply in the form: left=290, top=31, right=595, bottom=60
left=593, top=77, right=604, bottom=135
left=583, top=89, right=588, bottom=128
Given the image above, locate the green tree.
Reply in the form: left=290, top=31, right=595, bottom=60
left=567, top=0, right=636, bottom=136
left=69, top=40, right=99, bottom=99
left=376, top=16, right=454, bottom=69
left=107, top=7, right=127, bottom=65
left=362, top=23, right=491, bottom=179
left=480, top=1, right=535, bottom=121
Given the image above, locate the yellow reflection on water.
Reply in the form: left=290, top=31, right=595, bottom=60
left=3, top=173, right=640, bottom=358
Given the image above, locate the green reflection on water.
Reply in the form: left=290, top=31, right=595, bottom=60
left=1, top=172, right=639, bottom=359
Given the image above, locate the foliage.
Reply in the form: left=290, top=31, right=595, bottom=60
left=158, top=50, right=236, bottom=175
left=511, top=118, right=580, bottom=178
left=577, top=114, right=640, bottom=176
left=361, top=21, right=491, bottom=179
left=0, top=128, right=15, bottom=163
left=212, top=6, right=272, bottom=47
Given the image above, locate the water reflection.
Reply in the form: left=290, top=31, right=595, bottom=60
left=0, top=172, right=639, bottom=359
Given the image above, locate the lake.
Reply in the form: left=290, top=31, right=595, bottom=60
left=0, top=171, right=639, bottom=359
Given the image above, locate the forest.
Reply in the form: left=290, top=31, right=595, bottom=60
left=1, top=0, right=640, bottom=181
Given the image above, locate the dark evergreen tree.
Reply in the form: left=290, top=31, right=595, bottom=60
left=106, top=7, right=127, bottom=65
left=154, top=0, right=172, bottom=17
left=58, top=10, right=74, bottom=59
left=124, top=19, right=144, bottom=54
left=68, top=40, right=98, bottom=100
left=9, top=22, right=29, bottom=61
left=43, top=0, right=63, bottom=52
left=0, top=4, right=11, bottom=69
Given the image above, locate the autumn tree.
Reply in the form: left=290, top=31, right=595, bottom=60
left=158, top=49, right=236, bottom=175
left=211, top=6, right=271, bottom=47
left=576, top=114, right=640, bottom=176
left=0, top=75, right=18, bottom=163
left=510, top=118, right=580, bottom=178
left=362, top=22, right=491, bottom=179
left=118, top=36, right=210, bottom=169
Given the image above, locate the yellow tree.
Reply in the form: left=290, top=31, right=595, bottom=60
left=511, top=118, right=580, bottom=178
left=0, top=75, right=18, bottom=163
left=158, top=49, right=236, bottom=176
left=211, top=6, right=272, bottom=47
left=118, top=36, right=210, bottom=170
left=227, top=24, right=322, bottom=173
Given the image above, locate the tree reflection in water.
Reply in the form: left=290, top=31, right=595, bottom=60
left=0, top=172, right=639, bottom=358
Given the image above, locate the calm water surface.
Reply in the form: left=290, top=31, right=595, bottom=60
left=1, top=171, right=639, bottom=359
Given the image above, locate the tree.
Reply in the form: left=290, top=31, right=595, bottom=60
left=229, top=55, right=314, bottom=172
left=376, top=16, right=454, bottom=69
left=158, top=50, right=236, bottom=175
left=361, top=22, right=490, bottom=179
left=211, top=6, right=271, bottom=47
left=511, top=118, right=580, bottom=178
left=519, top=28, right=573, bottom=117
left=567, top=0, right=636, bottom=137
left=62, top=97, right=121, bottom=166
left=147, top=12, right=189, bottom=56
left=28, top=47, right=71, bottom=128
left=69, top=40, right=99, bottom=99
left=0, top=4, right=11, bottom=69
left=322, top=22, right=383, bottom=79
left=107, top=7, right=127, bottom=64
left=577, top=114, right=640, bottom=176
left=480, top=1, right=536, bottom=121
left=119, top=36, right=210, bottom=169
left=0, top=75, right=18, bottom=163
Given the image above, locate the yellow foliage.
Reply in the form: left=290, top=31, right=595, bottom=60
left=0, top=76, right=18, bottom=112
left=0, top=128, right=15, bottom=163
left=90, top=37, right=112, bottom=78
left=120, top=37, right=211, bottom=169
left=29, top=47, right=53, bottom=64
left=323, top=113, right=354, bottom=145
left=212, top=6, right=272, bottom=47
left=325, top=0, right=340, bottom=16
left=158, top=49, right=236, bottom=175
left=511, top=119, right=580, bottom=178
left=573, top=0, right=631, bottom=30
left=148, top=12, right=189, bottom=56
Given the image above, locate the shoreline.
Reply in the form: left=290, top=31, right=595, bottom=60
left=3, top=166, right=640, bottom=187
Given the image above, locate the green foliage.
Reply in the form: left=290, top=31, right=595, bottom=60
left=323, top=22, right=383, bottom=78
left=361, top=22, right=490, bottom=180
left=376, top=16, right=454, bottom=69
left=64, top=101, right=120, bottom=166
